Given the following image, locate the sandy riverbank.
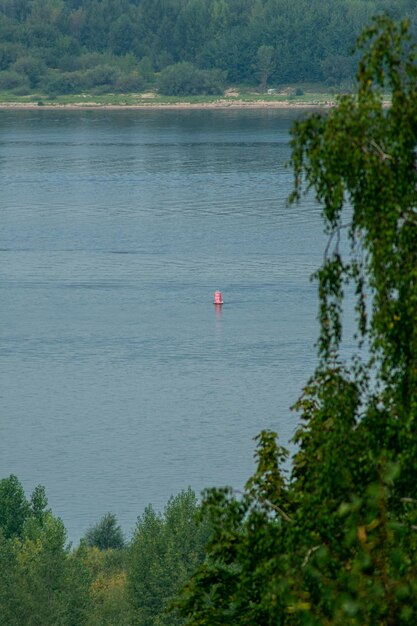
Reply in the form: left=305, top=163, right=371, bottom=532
left=0, top=99, right=331, bottom=110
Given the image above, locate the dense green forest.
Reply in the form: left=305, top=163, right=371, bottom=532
left=0, top=0, right=417, bottom=96
left=0, top=476, right=208, bottom=625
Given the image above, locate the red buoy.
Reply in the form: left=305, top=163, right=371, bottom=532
left=214, top=291, right=223, bottom=304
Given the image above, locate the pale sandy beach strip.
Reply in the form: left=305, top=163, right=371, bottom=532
left=0, top=100, right=331, bottom=111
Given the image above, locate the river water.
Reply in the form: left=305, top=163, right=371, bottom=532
left=1, top=109, right=328, bottom=542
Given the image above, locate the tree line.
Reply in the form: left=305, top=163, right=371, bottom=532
left=0, top=475, right=207, bottom=625
left=0, top=0, right=416, bottom=96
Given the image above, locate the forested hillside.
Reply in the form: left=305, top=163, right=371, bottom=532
left=0, top=0, right=416, bottom=96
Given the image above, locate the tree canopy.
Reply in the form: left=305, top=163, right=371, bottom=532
left=84, top=512, right=125, bottom=551
left=1, top=1, right=417, bottom=95
left=128, top=489, right=210, bottom=626
left=175, top=16, right=417, bottom=625
left=0, top=480, right=207, bottom=625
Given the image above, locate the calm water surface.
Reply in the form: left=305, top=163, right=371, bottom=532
left=1, top=109, right=327, bottom=541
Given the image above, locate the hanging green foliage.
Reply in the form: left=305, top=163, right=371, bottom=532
left=175, top=17, right=417, bottom=626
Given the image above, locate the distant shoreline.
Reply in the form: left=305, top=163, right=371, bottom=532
left=0, top=100, right=332, bottom=111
